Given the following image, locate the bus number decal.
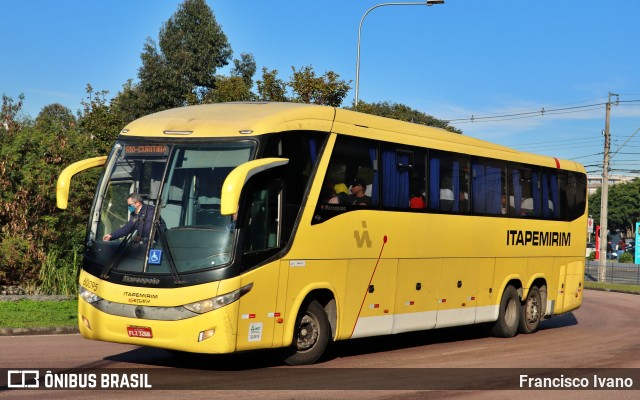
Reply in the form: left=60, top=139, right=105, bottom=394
left=82, top=278, right=98, bottom=292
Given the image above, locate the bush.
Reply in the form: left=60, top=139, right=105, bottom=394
left=38, top=248, right=80, bottom=295
left=618, top=252, right=634, bottom=264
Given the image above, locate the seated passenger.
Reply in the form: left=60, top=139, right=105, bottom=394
left=348, top=178, right=372, bottom=206
left=521, top=198, right=534, bottom=215
left=334, top=182, right=349, bottom=204
left=409, top=192, right=426, bottom=209
left=321, top=180, right=340, bottom=204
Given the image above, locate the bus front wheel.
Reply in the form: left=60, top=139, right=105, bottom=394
left=491, top=285, right=520, bottom=338
left=283, top=300, right=330, bottom=366
left=518, top=286, right=542, bottom=334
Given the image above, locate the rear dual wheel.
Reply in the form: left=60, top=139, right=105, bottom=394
left=491, top=285, right=520, bottom=338
left=519, top=286, right=542, bottom=334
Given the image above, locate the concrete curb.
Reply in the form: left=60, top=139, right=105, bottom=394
left=0, top=326, right=79, bottom=336
left=0, top=295, right=75, bottom=302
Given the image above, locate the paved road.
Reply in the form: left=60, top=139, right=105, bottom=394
left=1, top=289, right=639, bottom=399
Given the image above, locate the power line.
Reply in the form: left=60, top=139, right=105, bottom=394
left=444, top=97, right=640, bottom=125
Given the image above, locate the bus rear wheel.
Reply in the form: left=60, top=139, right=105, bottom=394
left=283, top=300, right=330, bottom=366
left=491, top=285, right=520, bottom=338
left=518, top=286, right=542, bottom=334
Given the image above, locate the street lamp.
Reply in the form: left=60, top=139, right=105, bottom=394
left=354, top=0, right=445, bottom=109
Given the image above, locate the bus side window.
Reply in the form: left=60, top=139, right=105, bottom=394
left=381, top=146, right=426, bottom=210
left=243, top=180, right=283, bottom=253
left=471, top=159, right=506, bottom=216
left=509, top=166, right=539, bottom=217
left=429, top=151, right=469, bottom=213
left=564, top=171, right=587, bottom=221
left=312, top=136, right=378, bottom=224
left=540, top=169, right=560, bottom=218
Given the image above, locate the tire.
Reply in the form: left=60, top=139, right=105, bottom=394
left=491, top=285, right=520, bottom=338
left=283, top=300, right=330, bottom=366
left=518, top=286, right=542, bottom=334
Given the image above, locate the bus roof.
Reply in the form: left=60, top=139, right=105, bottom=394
left=121, top=102, right=336, bottom=138
left=120, top=102, right=584, bottom=172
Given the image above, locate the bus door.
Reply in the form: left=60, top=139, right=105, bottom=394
left=236, top=179, right=284, bottom=351
left=435, top=259, right=479, bottom=328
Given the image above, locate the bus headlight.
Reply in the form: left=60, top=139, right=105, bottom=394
left=79, top=285, right=103, bottom=304
left=183, top=283, right=253, bottom=314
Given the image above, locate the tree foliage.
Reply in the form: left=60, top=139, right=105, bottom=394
left=0, top=96, right=98, bottom=287
left=256, top=68, right=289, bottom=102
left=231, top=53, right=257, bottom=88
left=123, top=0, right=233, bottom=118
left=289, top=66, right=351, bottom=107
left=350, top=100, right=463, bottom=133
left=589, top=178, right=640, bottom=236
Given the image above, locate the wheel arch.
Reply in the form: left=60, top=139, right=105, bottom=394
left=284, top=285, right=337, bottom=347
left=496, top=276, right=523, bottom=301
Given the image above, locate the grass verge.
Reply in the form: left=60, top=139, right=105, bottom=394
left=0, top=299, right=78, bottom=329
left=584, top=281, right=640, bottom=294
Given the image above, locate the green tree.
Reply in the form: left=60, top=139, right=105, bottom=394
left=77, top=84, right=124, bottom=155
left=231, top=53, right=257, bottom=89
left=350, top=100, right=462, bottom=134
left=589, top=178, right=640, bottom=236
left=204, top=75, right=253, bottom=103
left=256, top=67, right=288, bottom=102
left=289, top=66, right=351, bottom=107
left=136, top=0, right=232, bottom=113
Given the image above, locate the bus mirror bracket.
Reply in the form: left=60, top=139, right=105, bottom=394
left=56, top=156, right=108, bottom=209
left=220, top=157, right=289, bottom=215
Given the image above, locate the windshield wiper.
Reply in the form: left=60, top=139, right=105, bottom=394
left=100, top=231, right=134, bottom=279
left=151, top=219, right=183, bottom=285
left=144, top=198, right=183, bottom=286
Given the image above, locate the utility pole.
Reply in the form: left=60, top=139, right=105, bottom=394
left=598, top=92, right=618, bottom=282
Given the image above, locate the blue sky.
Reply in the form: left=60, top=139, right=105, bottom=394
left=3, top=0, right=640, bottom=177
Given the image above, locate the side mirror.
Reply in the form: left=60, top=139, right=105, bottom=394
left=220, top=158, right=289, bottom=215
left=56, top=156, right=107, bottom=209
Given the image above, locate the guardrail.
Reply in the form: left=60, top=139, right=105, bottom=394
left=585, top=260, right=640, bottom=285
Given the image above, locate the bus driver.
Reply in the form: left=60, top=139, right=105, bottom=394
left=103, top=193, right=155, bottom=243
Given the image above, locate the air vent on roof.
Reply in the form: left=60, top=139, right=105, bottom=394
left=163, top=130, right=193, bottom=135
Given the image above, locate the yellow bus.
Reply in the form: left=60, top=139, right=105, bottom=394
left=57, top=102, right=587, bottom=365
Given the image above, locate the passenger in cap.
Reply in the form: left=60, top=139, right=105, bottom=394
left=348, top=178, right=372, bottom=206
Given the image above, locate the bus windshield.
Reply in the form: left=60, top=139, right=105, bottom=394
left=86, top=140, right=255, bottom=279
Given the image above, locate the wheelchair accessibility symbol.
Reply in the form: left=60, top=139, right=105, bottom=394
left=148, top=249, right=163, bottom=265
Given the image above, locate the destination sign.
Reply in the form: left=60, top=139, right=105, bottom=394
left=124, top=144, right=168, bottom=157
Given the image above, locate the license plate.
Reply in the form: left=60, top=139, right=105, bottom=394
left=127, top=326, right=153, bottom=338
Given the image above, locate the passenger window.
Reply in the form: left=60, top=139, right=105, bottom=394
left=429, top=151, right=469, bottom=213
left=509, top=166, right=540, bottom=217
left=564, top=171, right=587, bottom=221
left=381, top=146, right=426, bottom=209
left=540, top=169, right=560, bottom=218
left=312, top=136, right=378, bottom=224
left=472, top=159, right=506, bottom=216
